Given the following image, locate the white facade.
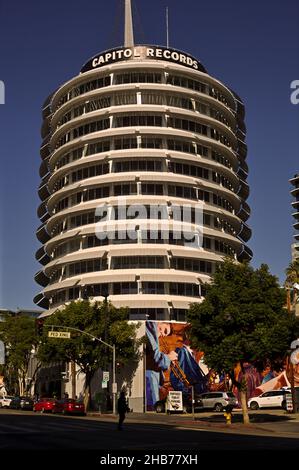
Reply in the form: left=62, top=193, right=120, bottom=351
left=34, top=45, right=252, bottom=321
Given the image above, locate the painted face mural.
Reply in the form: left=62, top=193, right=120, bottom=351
left=145, top=321, right=207, bottom=411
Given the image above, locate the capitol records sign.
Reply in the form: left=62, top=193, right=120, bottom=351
left=81, top=45, right=205, bottom=74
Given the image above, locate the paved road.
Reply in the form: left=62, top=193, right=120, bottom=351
left=0, top=408, right=299, bottom=452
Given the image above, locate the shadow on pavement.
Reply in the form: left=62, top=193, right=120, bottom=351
left=195, top=411, right=294, bottom=424
left=0, top=410, right=299, bottom=451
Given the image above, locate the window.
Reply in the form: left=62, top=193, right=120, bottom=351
left=112, top=256, right=165, bottom=270
left=143, top=282, right=165, bottom=294
left=86, top=141, right=110, bottom=156
left=114, top=183, right=137, bottom=196
left=114, top=137, right=138, bottom=150
left=142, top=93, right=164, bottom=105
left=141, top=137, right=162, bottom=149
left=114, top=93, right=137, bottom=105
left=166, top=95, right=193, bottom=110
left=167, top=139, right=196, bottom=154
left=114, top=160, right=162, bottom=173
left=56, top=75, right=111, bottom=109
left=112, top=282, right=138, bottom=295
left=115, top=115, right=162, bottom=128
left=141, top=183, right=164, bottom=195
left=168, top=117, right=207, bottom=136
left=115, top=72, right=162, bottom=84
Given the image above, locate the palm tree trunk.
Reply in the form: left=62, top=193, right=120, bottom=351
left=240, top=389, right=250, bottom=424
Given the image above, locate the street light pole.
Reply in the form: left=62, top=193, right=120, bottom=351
left=113, top=344, right=116, bottom=415
left=47, top=324, right=117, bottom=415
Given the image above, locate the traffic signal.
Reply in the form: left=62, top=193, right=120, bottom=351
left=35, top=319, right=44, bottom=336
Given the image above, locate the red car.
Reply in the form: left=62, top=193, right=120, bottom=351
left=33, top=398, right=57, bottom=413
left=53, top=399, right=85, bottom=415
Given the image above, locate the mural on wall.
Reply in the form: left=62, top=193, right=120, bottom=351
left=234, top=358, right=299, bottom=401
left=145, top=321, right=207, bottom=410
left=145, top=321, right=299, bottom=410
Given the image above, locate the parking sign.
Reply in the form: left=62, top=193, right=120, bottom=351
left=103, top=371, right=109, bottom=382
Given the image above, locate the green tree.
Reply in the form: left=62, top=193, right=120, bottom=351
left=37, top=300, right=141, bottom=410
left=285, top=259, right=299, bottom=286
left=188, top=259, right=299, bottom=424
left=0, top=315, right=40, bottom=395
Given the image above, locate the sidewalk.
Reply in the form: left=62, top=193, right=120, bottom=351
left=86, top=409, right=299, bottom=436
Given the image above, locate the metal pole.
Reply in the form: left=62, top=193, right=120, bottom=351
left=71, top=361, right=76, bottom=399
left=191, top=385, right=195, bottom=420
left=113, top=344, right=116, bottom=415
left=166, top=7, right=169, bottom=48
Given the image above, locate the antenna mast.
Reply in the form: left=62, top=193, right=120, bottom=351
left=166, top=7, right=169, bottom=48
left=124, top=0, right=135, bottom=47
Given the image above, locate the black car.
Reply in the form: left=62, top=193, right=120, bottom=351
left=10, top=396, right=34, bottom=410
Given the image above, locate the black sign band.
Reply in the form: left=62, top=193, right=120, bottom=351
left=80, top=45, right=206, bottom=74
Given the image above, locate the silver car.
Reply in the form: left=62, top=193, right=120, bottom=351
left=196, top=391, right=238, bottom=412
left=0, top=396, right=14, bottom=408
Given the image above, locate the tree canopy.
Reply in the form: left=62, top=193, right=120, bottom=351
left=187, top=259, right=299, bottom=423
left=37, top=300, right=141, bottom=409
left=0, top=314, right=39, bottom=395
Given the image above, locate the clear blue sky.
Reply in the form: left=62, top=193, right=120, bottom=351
left=0, top=0, right=298, bottom=310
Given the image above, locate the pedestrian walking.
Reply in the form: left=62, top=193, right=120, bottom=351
left=117, top=391, right=130, bottom=430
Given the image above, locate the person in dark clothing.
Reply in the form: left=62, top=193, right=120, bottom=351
left=117, top=391, right=130, bottom=430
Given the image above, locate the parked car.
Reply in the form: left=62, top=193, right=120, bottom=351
left=0, top=396, right=14, bottom=408
left=9, top=396, right=34, bottom=410
left=154, top=391, right=237, bottom=413
left=195, top=391, right=239, bottom=412
left=248, top=390, right=287, bottom=410
left=33, top=398, right=57, bottom=413
left=53, top=399, right=85, bottom=415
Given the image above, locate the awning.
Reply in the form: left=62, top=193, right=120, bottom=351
left=109, top=246, right=168, bottom=257
left=139, top=271, right=199, bottom=283
left=110, top=296, right=170, bottom=309
left=44, top=278, right=80, bottom=294
left=171, top=298, right=202, bottom=309
left=170, top=248, right=222, bottom=261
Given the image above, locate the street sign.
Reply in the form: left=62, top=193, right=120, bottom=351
left=48, top=331, right=71, bottom=339
left=0, top=341, right=5, bottom=365
left=103, top=371, right=109, bottom=382
left=166, top=391, right=183, bottom=412
left=112, top=383, right=117, bottom=394
left=102, top=381, right=108, bottom=389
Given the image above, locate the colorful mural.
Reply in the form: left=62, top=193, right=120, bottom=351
left=145, top=321, right=299, bottom=410
left=145, top=321, right=207, bottom=410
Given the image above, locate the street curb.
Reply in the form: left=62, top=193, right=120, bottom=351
left=85, top=413, right=276, bottom=433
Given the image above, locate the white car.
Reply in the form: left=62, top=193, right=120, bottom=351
left=248, top=390, right=287, bottom=410
left=0, top=396, right=14, bottom=408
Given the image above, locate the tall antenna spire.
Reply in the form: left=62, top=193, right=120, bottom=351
left=124, top=0, right=134, bottom=47
left=166, top=7, right=169, bottom=48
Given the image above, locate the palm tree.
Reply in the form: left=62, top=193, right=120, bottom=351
left=285, top=260, right=299, bottom=286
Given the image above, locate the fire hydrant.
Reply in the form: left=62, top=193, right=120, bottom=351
left=223, top=405, right=233, bottom=425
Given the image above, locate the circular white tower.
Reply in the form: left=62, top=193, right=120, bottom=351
left=34, top=9, right=251, bottom=320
